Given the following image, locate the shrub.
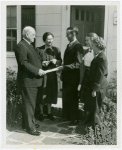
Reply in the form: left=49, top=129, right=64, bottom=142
left=83, top=72, right=117, bottom=145
left=6, top=67, right=22, bottom=126
left=106, top=72, right=117, bottom=103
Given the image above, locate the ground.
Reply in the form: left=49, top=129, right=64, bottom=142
left=5, top=95, right=91, bottom=145
left=6, top=117, right=89, bottom=145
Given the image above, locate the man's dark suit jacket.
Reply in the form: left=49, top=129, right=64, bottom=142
left=61, top=40, right=84, bottom=121
left=14, top=39, right=43, bottom=87
left=62, top=40, right=84, bottom=84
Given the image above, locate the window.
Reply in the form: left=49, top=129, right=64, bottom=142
left=75, top=9, right=79, bottom=20
left=7, top=6, right=17, bottom=51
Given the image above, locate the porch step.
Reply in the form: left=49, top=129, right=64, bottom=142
left=51, top=97, right=85, bottom=120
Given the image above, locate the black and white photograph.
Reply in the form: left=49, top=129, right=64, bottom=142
left=1, top=0, right=121, bottom=148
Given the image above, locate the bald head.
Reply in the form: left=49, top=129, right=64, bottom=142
left=22, top=26, right=35, bottom=37
left=22, top=26, right=36, bottom=43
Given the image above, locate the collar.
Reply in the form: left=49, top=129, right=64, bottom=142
left=45, top=45, right=53, bottom=50
left=95, top=51, right=102, bottom=58
left=89, top=48, right=93, bottom=52
left=69, top=39, right=77, bottom=46
left=23, top=38, right=30, bottom=45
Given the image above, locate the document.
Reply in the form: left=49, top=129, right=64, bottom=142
left=44, top=67, right=60, bottom=74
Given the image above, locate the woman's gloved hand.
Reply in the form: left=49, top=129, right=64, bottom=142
left=42, top=61, right=50, bottom=67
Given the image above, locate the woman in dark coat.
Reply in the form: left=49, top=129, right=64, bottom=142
left=80, top=33, right=98, bottom=103
left=84, top=35, right=108, bottom=125
left=36, top=32, right=62, bottom=121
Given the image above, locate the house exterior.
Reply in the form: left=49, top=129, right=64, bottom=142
left=7, top=5, right=117, bottom=80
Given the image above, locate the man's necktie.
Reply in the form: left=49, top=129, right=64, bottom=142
left=68, top=43, right=72, bottom=47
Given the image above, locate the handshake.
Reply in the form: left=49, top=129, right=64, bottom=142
left=38, top=65, right=64, bottom=76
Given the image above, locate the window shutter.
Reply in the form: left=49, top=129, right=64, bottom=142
left=21, top=5, right=35, bottom=46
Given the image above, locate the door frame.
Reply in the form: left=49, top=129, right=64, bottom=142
left=61, top=5, right=108, bottom=56
left=61, top=5, right=71, bottom=58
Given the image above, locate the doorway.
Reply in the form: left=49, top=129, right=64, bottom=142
left=71, top=6, right=105, bottom=45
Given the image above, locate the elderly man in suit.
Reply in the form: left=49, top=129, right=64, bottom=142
left=14, top=26, right=45, bottom=136
left=59, top=27, right=84, bottom=126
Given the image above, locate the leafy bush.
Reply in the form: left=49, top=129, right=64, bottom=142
left=6, top=67, right=22, bottom=126
left=106, top=73, right=117, bottom=103
left=83, top=72, right=117, bottom=145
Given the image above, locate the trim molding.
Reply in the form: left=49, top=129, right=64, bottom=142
left=61, top=5, right=70, bottom=58
left=104, top=6, right=109, bottom=56
left=6, top=52, right=15, bottom=58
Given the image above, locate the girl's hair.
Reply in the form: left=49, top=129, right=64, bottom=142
left=86, top=33, right=98, bottom=39
left=43, top=32, right=54, bottom=42
left=87, top=33, right=106, bottom=50
left=67, top=27, right=79, bottom=35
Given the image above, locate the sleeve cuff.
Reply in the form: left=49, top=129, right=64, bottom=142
left=92, top=83, right=100, bottom=92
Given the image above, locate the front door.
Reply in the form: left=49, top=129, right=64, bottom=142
left=71, top=6, right=105, bottom=45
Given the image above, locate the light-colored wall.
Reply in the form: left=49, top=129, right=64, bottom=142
left=104, top=5, right=117, bottom=79
left=7, top=54, right=17, bottom=71
left=7, top=5, right=117, bottom=80
left=35, top=6, right=62, bottom=49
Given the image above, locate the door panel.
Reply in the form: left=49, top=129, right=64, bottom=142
left=71, top=6, right=105, bottom=46
left=75, top=24, right=84, bottom=44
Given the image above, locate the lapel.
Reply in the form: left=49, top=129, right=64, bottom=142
left=65, top=40, right=79, bottom=54
left=52, top=46, right=57, bottom=57
left=97, top=51, right=105, bottom=59
left=43, top=45, right=56, bottom=59
left=91, top=52, right=105, bottom=67
left=94, top=51, right=105, bottom=61
left=22, top=40, right=42, bottom=60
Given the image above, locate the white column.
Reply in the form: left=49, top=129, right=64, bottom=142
left=104, top=6, right=109, bottom=56
left=61, top=5, right=70, bottom=58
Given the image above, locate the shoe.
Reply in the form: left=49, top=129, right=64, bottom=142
left=48, top=113, right=55, bottom=121
left=39, top=114, right=44, bottom=121
left=22, top=124, right=39, bottom=130
left=59, top=118, right=67, bottom=122
left=83, top=119, right=92, bottom=124
left=83, top=114, right=94, bottom=124
left=69, top=120, right=79, bottom=127
left=22, top=127, right=26, bottom=131
left=27, top=129, right=41, bottom=136
left=59, top=118, right=70, bottom=122
left=35, top=124, right=39, bottom=128
left=22, top=126, right=26, bottom=130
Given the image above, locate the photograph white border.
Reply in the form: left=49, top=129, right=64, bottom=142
left=1, top=0, right=121, bottom=149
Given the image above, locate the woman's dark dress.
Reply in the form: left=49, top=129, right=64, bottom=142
left=84, top=52, right=108, bottom=115
left=80, top=67, right=90, bottom=103
left=80, top=49, right=94, bottom=103
left=37, top=45, right=62, bottom=104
